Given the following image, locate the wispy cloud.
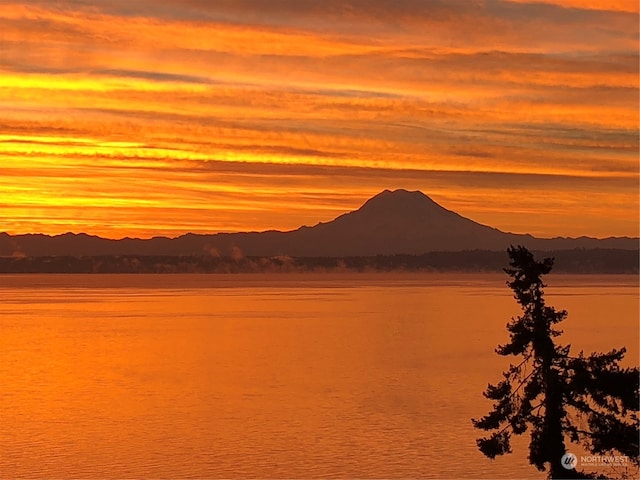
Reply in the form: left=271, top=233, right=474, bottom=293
left=0, top=0, right=637, bottom=238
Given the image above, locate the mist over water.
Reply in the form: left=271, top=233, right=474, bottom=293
left=0, top=273, right=637, bottom=478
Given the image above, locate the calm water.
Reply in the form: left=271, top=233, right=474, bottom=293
left=0, top=273, right=637, bottom=479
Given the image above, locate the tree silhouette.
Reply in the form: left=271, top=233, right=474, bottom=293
left=473, top=246, right=639, bottom=479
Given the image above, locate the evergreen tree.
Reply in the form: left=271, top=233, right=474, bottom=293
left=473, top=246, right=639, bottom=479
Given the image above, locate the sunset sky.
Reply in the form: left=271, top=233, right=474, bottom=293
left=1, top=0, right=638, bottom=239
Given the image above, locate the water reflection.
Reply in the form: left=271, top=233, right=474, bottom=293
left=0, top=274, right=637, bottom=478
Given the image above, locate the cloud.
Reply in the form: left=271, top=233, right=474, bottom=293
left=93, top=69, right=211, bottom=85
left=0, top=0, right=637, bottom=238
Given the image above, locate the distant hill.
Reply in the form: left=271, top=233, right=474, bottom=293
left=0, top=189, right=637, bottom=257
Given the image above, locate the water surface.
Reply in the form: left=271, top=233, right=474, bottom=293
left=1, top=273, right=637, bottom=478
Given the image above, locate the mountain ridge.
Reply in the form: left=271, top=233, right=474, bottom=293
left=1, top=189, right=637, bottom=257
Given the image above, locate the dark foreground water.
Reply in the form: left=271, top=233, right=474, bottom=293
left=0, top=273, right=637, bottom=479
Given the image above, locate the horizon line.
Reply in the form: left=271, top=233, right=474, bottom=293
left=2, top=229, right=638, bottom=243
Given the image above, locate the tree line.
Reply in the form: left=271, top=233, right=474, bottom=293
left=0, top=248, right=637, bottom=273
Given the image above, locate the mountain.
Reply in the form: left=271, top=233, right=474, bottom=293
left=0, top=189, right=637, bottom=257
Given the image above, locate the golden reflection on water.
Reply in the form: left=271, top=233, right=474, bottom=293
left=0, top=274, right=637, bottom=478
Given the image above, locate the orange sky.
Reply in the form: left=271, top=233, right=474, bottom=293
left=1, top=0, right=638, bottom=239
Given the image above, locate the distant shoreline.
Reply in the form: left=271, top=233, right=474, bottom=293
left=1, top=272, right=638, bottom=295
left=0, top=249, right=637, bottom=274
